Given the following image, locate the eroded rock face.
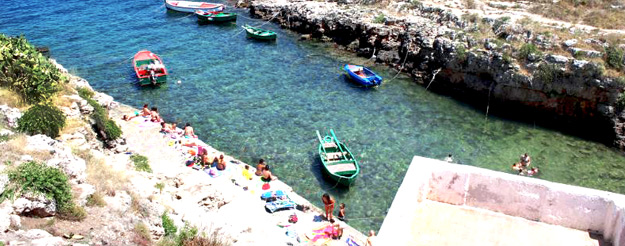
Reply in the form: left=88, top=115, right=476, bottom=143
left=26, top=134, right=87, bottom=183
left=0, top=104, right=22, bottom=129
left=12, top=193, right=57, bottom=217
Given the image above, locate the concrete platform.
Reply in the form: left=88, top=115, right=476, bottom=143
left=408, top=201, right=599, bottom=246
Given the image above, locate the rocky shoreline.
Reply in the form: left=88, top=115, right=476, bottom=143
left=0, top=61, right=366, bottom=245
left=241, top=0, right=625, bottom=150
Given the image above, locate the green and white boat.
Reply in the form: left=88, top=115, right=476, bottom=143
left=316, top=129, right=360, bottom=186
left=241, top=24, right=277, bottom=41
left=195, top=10, right=237, bottom=23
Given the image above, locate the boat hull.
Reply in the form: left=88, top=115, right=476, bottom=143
left=165, top=0, right=224, bottom=13
left=133, top=50, right=168, bottom=86
left=317, top=130, right=360, bottom=187
left=344, top=64, right=382, bottom=87
left=196, top=12, right=237, bottom=23
left=242, top=25, right=277, bottom=41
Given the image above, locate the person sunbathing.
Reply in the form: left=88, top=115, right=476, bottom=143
left=520, top=153, right=531, bottom=167
left=261, top=165, right=278, bottom=182
left=255, top=159, right=266, bottom=176
left=160, top=122, right=172, bottom=133
left=199, top=149, right=211, bottom=168
left=527, top=167, right=539, bottom=176
left=169, top=123, right=183, bottom=135
left=122, top=114, right=137, bottom=121
left=242, top=165, right=253, bottom=180
left=184, top=123, right=198, bottom=138
left=141, top=104, right=151, bottom=117
left=309, top=223, right=343, bottom=242
left=150, top=107, right=162, bottom=122
left=216, top=154, right=226, bottom=170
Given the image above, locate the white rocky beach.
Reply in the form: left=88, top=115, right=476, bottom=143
left=0, top=61, right=366, bottom=246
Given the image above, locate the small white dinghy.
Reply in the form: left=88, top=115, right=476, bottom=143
left=164, top=0, right=224, bottom=13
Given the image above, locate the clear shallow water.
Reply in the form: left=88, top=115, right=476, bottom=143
left=3, top=0, right=625, bottom=232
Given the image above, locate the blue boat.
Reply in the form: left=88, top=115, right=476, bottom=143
left=343, top=64, right=382, bottom=87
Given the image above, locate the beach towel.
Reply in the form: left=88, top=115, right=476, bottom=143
left=261, top=190, right=285, bottom=201
left=204, top=166, right=231, bottom=178
left=265, top=199, right=296, bottom=213
left=305, top=225, right=334, bottom=244
left=346, top=237, right=361, bottom=246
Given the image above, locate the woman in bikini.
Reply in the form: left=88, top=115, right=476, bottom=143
left=322, top=193, right=335, bottom=222
left=184, top=123, right=197, bottom=138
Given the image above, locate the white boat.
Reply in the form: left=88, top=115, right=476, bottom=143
left=164, top=0, right=224, bottom=13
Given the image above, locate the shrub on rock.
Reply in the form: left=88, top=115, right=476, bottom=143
left=605, top=46, right=624, bottom=70
left=162, top=212, right=177, bottom=237
left=1, top=161, right=73, bottom=212
left=17, top=103, right=66, bottom=138
left=0, top=35, right=66, bottom=104
left=131, top=154, right=152, bottom=173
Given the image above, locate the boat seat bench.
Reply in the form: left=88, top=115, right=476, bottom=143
left=324, top=152, right=348, bottom=161
left=323, top=142, right=337, bottom=148
left=327, top=163, right=357, bottom=173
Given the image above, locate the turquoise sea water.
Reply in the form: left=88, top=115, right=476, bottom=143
left=3, top=0, right=625, bottom=232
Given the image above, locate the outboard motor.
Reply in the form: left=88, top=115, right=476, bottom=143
left=149, top=70, right=157, bottom=85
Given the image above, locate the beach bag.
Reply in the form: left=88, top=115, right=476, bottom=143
left=289, top=213, right=298, bottom=223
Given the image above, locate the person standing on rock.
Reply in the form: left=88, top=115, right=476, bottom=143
left=322, top=193, right=335, bottom=222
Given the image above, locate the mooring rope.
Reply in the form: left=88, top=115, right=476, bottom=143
left=229, top=11, right=281, bottom=38
left=384, top=41, right=411, bottom=84
left=424, top=67, right=442, bottom=91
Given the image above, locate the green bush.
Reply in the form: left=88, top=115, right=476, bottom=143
left=162, top=212, right=177, bottom=237
left=373, top=13, right=385, bottom=24
left=58, top=204, right=86, bottom=221
left=518, top=43, right=541, bottom=61
left=76, top=87, right=94, bottom=99
left=0, top=134, right=10, bottom=143
left=155, top=182, right=165, bottom=194
left=17, top=103, right=66, bottom=138
left=0, top=35, right=66, bottom=104
left=617, top=93, right=625, bottom=111
left=1, top=161, right=73, bottom=211
left=131, top=154, right=152, bottom=173
left=455, top=44, right=467, bottom=61
left=535, top=63, right=562, bottom=84
left=86, top=98, right=122, bottom=141
left=605, top=46, right=624, bottom=70
left=175, top=224, right=198, bottom=246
